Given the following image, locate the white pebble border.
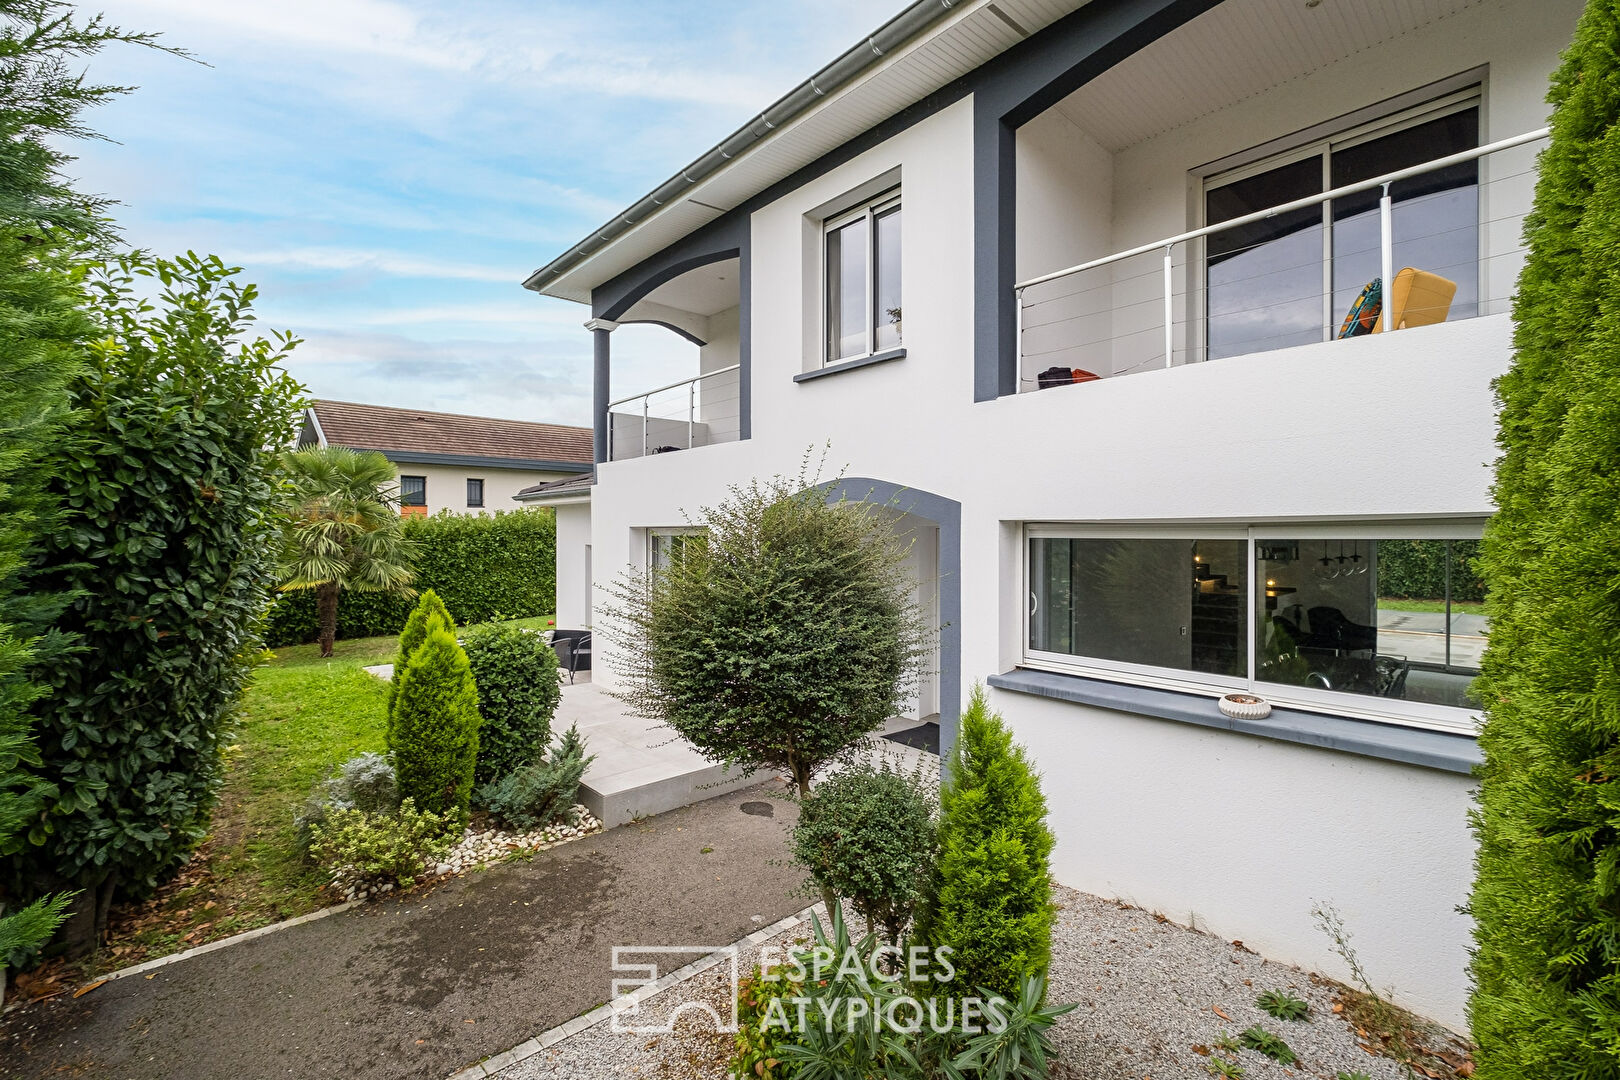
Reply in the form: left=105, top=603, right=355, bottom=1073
left=336, top=806, right=603, bottom=902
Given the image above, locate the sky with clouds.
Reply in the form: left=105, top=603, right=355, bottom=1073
left=67, top=0, right=886, bottom=426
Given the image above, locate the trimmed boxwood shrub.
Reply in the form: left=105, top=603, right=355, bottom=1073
left=265, top=508, right=556, bottom=646
left=790, top=760, right=936, bottom=944
left=462, top=621, right=561, bottom=786
left=388, top=625, right=482, bottom=821
left=1469, top=4, right=1620, bottom=1074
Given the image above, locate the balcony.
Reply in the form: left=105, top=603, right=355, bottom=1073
left=607, top=363, right=741, bottom=461
left=1007, top=0, right=1566, bottom=392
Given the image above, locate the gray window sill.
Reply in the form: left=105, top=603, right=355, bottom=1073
left=794, top=347, right=906, bottom=383
left=986, top=669, right=1481, bottom=775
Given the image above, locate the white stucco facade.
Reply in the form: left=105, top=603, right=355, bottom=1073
left=540, top=0, right=1584, bottom=1032
left=389, top=462, right=578, bottom=516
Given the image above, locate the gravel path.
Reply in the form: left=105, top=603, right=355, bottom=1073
left=494, top=884, right=1459, bottom=1080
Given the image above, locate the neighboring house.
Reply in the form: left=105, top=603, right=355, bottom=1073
left=297, top=400, right=592, bottom=515
left=522, top=0, right=1581, bottom=1030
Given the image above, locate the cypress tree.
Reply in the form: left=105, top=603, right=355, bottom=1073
left=1470, top=3, right=1620, bottom=1073
left=388, top=625, right=481, bottom=821
left=915, top=685, right=1055, bottom=1001
left=387, top=589, right=454, bottom=730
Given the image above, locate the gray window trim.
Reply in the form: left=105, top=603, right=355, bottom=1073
left=793, top=347, right=907, bottom=383
left=987, top=668, right=1480, bottom=775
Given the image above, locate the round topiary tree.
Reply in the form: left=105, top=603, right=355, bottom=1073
left=914, top=685, right=1054, bottom=1002
left=462, top=621, right=561, bottom=786
left=388, top=624, right=481, bottom=822
left=791, top=761, right=936, bottom=944
left=1470, top=3, right=1620, bottom=1073
left=601, top=460, right=932, bottom=798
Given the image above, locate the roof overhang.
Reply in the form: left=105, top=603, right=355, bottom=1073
left=524, top=0, right=1088, bottom=305
left=515, top=491, right=593, bottom=507
left=366, top=449, right=593, bottom=472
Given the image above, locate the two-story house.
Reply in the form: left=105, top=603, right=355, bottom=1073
left=519, top=0, right=1582, bottom=1029
left=297, top=400, right=592, bottom=515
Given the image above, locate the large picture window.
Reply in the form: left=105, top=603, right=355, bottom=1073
left=1026, top=526, right=1487, bottom=731
left=825, top=191, right=901, bottom=364
left=1204, top=92, right=1479, bottom=361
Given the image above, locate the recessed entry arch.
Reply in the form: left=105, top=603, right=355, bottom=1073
left=819, top=477, right=962, bottom=761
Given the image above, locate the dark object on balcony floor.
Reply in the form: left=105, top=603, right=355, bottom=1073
left=1037, top=366, right=1102, bottom=389
left=550, top=629, right=592, bottom=682
left=883, top=722, right=940, bottom=755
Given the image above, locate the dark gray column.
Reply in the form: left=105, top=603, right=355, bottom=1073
left=587, top=320, right=615, bottom=465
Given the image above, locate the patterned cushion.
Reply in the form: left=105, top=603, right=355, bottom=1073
left=1338, top=278, right=1382, bottom=338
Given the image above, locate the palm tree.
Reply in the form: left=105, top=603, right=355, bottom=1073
left=281, top=447, right=417, bottom=657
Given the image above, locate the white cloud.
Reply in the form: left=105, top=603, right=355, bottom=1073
left=236, top=247, right=520, bottom=282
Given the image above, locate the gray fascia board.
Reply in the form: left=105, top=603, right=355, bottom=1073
left=367, top=449, right=592, bottom=472
left=987, top=669, right=1481, bottom=775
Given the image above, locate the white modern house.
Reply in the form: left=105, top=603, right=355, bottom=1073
left=297, top=400, right=592, bottom=515
left=520, top=0, right=1583, bottom=1030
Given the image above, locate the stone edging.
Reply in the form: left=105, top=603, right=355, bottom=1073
left=447, top=905, right=820, bottom=1079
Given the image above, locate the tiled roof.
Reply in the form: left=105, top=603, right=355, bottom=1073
left=515, top=472, right=595, bottom=500
left=310, top=400, right=592, bottom=467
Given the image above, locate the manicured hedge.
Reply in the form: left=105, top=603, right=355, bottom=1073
left=1375, top=539, right=1485, bottom=603
left=267, top=508, right=555, bottom=646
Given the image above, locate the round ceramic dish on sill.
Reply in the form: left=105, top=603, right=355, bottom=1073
left=1218, top=693, right=1273, bottom=721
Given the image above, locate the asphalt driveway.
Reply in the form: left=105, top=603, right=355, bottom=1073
left=0, top=782, right=801, bottom=1080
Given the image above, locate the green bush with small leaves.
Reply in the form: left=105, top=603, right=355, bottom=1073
left=1238, top=1026, right=1296, bottom=1066
left=308, top=798, right=452, bottom=889
left=264, top=509, right=557, bottom=646
left=462, top=621, right=561, bottom=785
left=791, top=759, right=936, bottom=944
left=475, top=724, right=592, bottom=830
left=295, top=752, right=399, bottom=852
left=1254, top=989, right=1310, bottom=1022
left=388, top=625, right=482, bottom=820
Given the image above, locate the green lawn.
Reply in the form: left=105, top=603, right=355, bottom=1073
left=100, top=615, right=554, bottom=969
left=1378, top=597, right=1487, bottom=615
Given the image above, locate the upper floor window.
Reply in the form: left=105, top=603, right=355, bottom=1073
left=466, top=478, right=484, bottom=508
left=1203, top=91, right=1479, bottom=361
left=825, top=190, right=901, bottom=364
left=400, top=475, right=427, bottom=507
left=1025, top=524, right=1487, bottom=733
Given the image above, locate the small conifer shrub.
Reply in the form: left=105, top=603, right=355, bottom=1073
left=387, top=624, right=481, bottom=821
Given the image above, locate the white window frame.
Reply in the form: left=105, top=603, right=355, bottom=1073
left=823, top=189, right=901, bottom=366
left=1197, top=86, right=1483, bottom=356
left=1021, top=520, right=1487, bottom=735
left=648, top=526, right=706, bottom=574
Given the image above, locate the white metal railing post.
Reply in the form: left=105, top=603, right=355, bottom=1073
left=1162, top=244, right=1175, bottom=368
left=1014, top=286, right=1024, bottom=374
left=687, top=381, right=695, bottom=448
left=641, top=396, right=649, bottom=458
left=1379, top=181, right=1395, bottom=307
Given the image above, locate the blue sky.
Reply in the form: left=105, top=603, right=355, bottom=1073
left=69, top=0, right=885, bottom=425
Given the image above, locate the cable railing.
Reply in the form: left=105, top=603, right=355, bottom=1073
left=1015, top=127, right=1548, bottom=391
left=607, top=364, right=742, bottom=461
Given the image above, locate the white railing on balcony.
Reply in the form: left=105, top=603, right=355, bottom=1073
left=1015, top=128, right=1549, bottom=391
left=607, top=363, right=741, bottom=461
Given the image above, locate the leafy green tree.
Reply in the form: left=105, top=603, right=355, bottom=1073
left=915, top=685, right=1055, bottom=1002
left=462, top=620, right=561, bottom=786
left=11, top=253, right=304, bottom=954
left=281, top=446, right=415, bottom=658
left=1470, top=3, right=1620, bottom=1073
left=601, top=459, right=931, bottom=798
left=0, top=0, right=179, bottom=963
left=388, top=625, right=481, bottom=822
